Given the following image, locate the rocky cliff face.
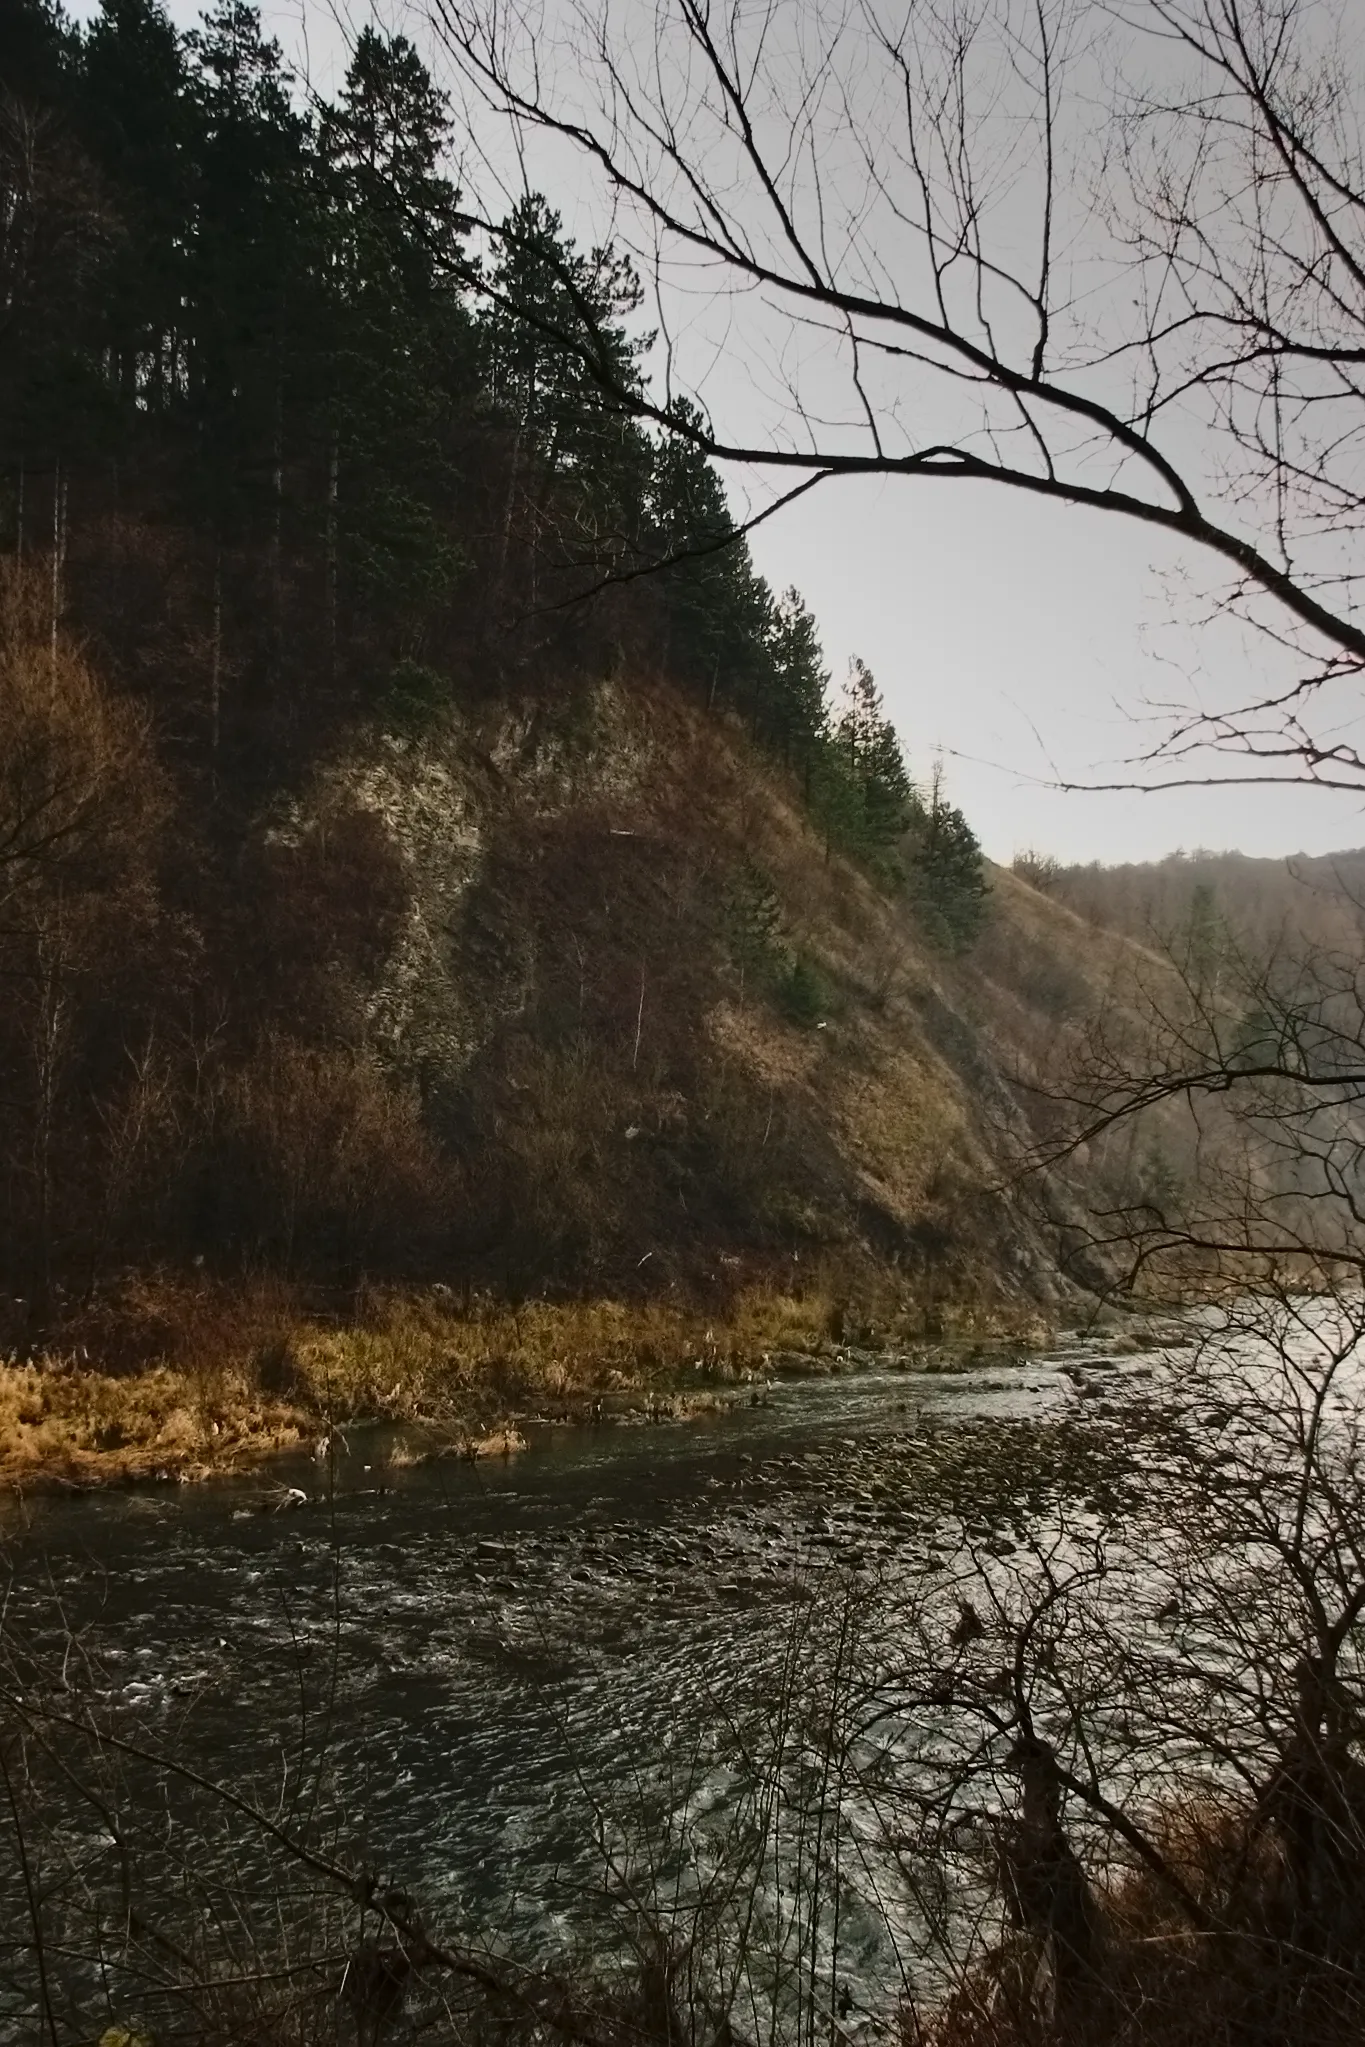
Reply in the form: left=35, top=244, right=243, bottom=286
left=298, top=671, right=1126, bottom=1311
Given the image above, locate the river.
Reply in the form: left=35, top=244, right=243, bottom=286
left=0, top=1328, right=1173, bottom=2034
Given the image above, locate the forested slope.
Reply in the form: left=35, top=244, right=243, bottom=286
left=1018, top=845, right=1365, bottom=952
left=1, top=0, right=1133, bottom=1367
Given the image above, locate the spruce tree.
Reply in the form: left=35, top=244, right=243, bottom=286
left=906, top=761, right=989, bottom=950
left=646, top=403, right=773, bottom=707
left=319, top=29, right=472, bottom=619
left=765, top=588, right=829, bottom=772
left=0, top=1, right=108, bottom=492
left=833, top=659, right=916, bottom=847
left=79, top=0, right=195, bottom=421
left=184, top=3, right=313, bottom=543
left=482, top=195, right=652, bottom=550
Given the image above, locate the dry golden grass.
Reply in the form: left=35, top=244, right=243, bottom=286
left=0, top=1357, right=303, bottom=1486
left=284, top=1286, right=837, bottom=1418
left=0, top=1275, right=1046, bottom=1486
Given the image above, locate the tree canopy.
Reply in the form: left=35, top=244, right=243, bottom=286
left=1, top=0, right=979, bottom=935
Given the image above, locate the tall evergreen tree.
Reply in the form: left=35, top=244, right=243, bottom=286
left=482, top=195, right=646, bottom=449
left=647, top=404, right=773, bottom=706
left=906, top=760, right=989, bottom=950
left=764, top=588, right=829, bottom=771
left=834, top=659, right=916, bottom=845
left=323, top=27, right=463, bottom=295
left=319, top=29, right=472, bottom=616
left=79, top=0, right=195, bottom=420
left=0, top=0, right=109, bottom=493
left=184, top=3, right=313, bottom=542
left=482, top=195, right=651, bottom=583
left=2, top=0, right=76, bottom=108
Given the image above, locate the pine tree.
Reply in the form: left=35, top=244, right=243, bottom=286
left=482, top=194, right=651, bottom=587
left=184, top=3, right=313, bottom=541
left=79, top=0, right=195, bottom=420
left=765, top=588, right=829, bottom=771
left=319, top=29, right=472, bottom=618
left=483, top=196, right=645, bottom=439
left=907, top=760, right=989, bottom=950
left=646, top=403, right=773, bottom=707
left=3, top=0, right=76, bottom=108
left=0, top=1, right=109, bottom=494
left=833, top=659, right=916, bottom=846
left=323, top=27, right=465, bottom=296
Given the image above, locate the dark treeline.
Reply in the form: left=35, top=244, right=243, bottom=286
left=0, top=0, right=986, bottom=1328
left=1, top=0, right=981, bottom=850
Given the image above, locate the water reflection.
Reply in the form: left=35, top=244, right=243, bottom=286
left=0, top=1338, right=1156, bottom=1998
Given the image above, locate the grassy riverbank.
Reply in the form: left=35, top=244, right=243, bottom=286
left=0, top=1278, right=1054, bottom=1487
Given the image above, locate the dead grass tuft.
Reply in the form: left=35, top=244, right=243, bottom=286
left=0, top=1356, right=303, bottom=1485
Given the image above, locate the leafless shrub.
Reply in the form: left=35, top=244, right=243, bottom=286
left=214, top=1035, right=448, bottom=1278
left=0, top=562, right=169, bottom=1328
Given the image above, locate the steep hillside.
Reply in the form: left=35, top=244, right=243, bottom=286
left=0, top=0, right=1170, bottom=1481
left=1007, top=841, right=1365, bottom=1303
left=287, top=672, right=1132, bottom=1312
left=0, top=577, right=1135, bottom=1355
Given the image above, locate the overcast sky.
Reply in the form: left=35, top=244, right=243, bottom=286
left=739, top=473, right=1365, bottom=866
left=68, top=0, right=1365, bottom=868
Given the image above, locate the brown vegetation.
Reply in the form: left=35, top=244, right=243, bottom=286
left=0, top=543, right=1132, bottom=1432
left=0, top=1271, right=1043, bottom=1485
left=1022, top=846, right=1365, bottom=961
left=934, top=1787, right=1365, bottom=2047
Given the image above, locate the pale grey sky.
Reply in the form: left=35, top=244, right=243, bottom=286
left=68, top=0, right=1365, bottom=867
left=741, top=474, right=1365, bottom=866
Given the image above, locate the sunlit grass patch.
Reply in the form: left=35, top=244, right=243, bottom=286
left=0, top=1356, right=303, bottom=1484
left=1, top=1274, right=1051, bottom=1485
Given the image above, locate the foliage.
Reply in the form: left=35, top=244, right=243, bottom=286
left=834, top=658, right=917, bottom=841
left=378, top=655, right=450, bottom=733
left=0, top=0, right=997, bottom=1335
left=721, top=859, right=789, bottom=989
left=645, top=398, right=776, bottom=710
left=907, top=764, right=991, bottom=951
left=778, top=953, right=830, bottom=1027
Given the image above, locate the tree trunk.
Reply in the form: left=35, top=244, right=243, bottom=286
left=49, top=461, right=65, bottom=700
left=326, top=430, right=339, bottom=685
left=210, top=552, right=223, bottom=757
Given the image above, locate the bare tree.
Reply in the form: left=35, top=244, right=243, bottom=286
left=1005, top=869, right=1365, bottom=1298
left=0, top=562, right=167, bottom=1329
left=427, top=0, right=1365, bottom=788
left=855, top=1288, right=1365, bottom=2046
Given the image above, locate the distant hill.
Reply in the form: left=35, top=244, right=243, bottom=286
left=1013, top=846, right=1365, bottom=955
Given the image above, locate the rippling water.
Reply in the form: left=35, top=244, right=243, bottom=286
left=0, top=1334, right=1169, bottom=2016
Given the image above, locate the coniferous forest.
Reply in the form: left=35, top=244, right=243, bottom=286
left=1, top=0, right=988, bottom=1340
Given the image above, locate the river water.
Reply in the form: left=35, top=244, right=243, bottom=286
left=0, top=1331, right=1173, bottom=2026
